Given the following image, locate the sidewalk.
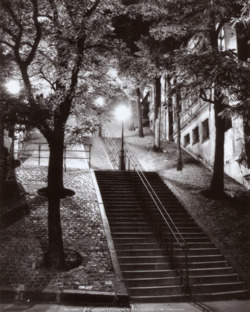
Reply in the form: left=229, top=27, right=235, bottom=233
left=1, top=299, right=250, bottom=312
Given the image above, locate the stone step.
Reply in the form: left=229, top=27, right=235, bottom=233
left=112, top=232, right=208, bottom=239
left=120, top=262, right=172, bottom=270
left=118, top=254, right=224, bottom=264
left=190, top=282, right=246, bottom=293
left=173, top=248, right=220, bottom=256
left=113, top=236, right=210, bottom=244
left=95, top=170, right=247, bottom=302
left=116, top=247, right=220, bottom=257
left=116, top=249, right=164, bottom=257
left=118, top=255, right=168, bottom=264
left=180, top=261, right=229, bottom=269
left=173, top=242, right=215, bottom=248
left=119, top=260, right=229, bottom=271
left=113, top=238, right=161, bottom=244
left=127, top=285, right=183, bottom=296
left=122, top=269, right=176, bottom=279
left=191, top=290, right=250, bottom=301
left=130, top=294, right=189, bottom=303
left=188, top=267, right=234, bottom=276
left=114, top=243, right=160, bottom=250
left=107, top=212, right=146, bottom=218
left=109, top=218, right=147, bottom=223
left=125, top=276, right=180, bottom=287
left=111, top=227, right=202, bottom=233
left=189, top=273, right=239, bottom=284
left=122, top=267, right=235, bottom=279
left=109, top=221, right=150, bottom=227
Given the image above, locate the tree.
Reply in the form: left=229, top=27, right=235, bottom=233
left=113, top=10, right=152, bottom=137
left=0, top=0, right=124, bottom=269
left=128, top=0, right=250, bottom=197
left=0, top=50, right=21, bottom=204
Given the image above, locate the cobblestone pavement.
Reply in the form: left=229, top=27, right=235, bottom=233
left=0, top=165, right=115, bottom=293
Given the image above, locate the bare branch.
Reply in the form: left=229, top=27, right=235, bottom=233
left=0, top=40, right=14, bottom=49
left=2, top=0, right=23, bottom=30
left=84, top=0, right=101, bottom=18
left=26, top=0, right=42, bottom=66
left=38, top=50, right=57, bottom=67
left=200, top=88, right=215, bottom=104
left=39, top=69, right=56, bottom=91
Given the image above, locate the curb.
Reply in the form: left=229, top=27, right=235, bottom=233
left=0, top=287, right=129, bottom=306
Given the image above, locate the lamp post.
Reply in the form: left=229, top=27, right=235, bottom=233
left=94, top=96, right=105, bottom=137
left=114, top=105, right=131, bottom=171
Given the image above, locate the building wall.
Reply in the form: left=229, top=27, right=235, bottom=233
left=180, top=103, right=215, bottom=168
left=148, top=24, right=250, bottom=189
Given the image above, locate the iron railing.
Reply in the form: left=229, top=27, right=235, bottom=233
left=17, top=142, right=92, bottom=171
left=102, top=127, right=190, bottom=294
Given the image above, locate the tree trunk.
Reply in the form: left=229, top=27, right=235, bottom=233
left=136, top=88, right=144, bottom=138
left=44, top=128, right=65, bottom=270
left=153, top=77, right=161, bottom=150
left=0, top=102, right=5, bottom=206
left=176, top=110, right=182, bottom=171
left=167, top=76, right=174, bottom=142
left=176, top=83, right=182, bottom=171
left=210, top=100, right=225, bottom=196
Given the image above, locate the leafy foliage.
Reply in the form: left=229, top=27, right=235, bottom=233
left=0, top=0, right=126, bottom=138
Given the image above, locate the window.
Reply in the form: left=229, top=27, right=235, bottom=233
left=202, top=119, right=209, bottom=141
left=184, top=134, right=190, bottom=146
left=192, top=126, right=199, bottom=145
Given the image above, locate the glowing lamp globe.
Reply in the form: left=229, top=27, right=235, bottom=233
left=5, top=80, right=21, bottom=95
left=114, top=105, right=131, bottom=122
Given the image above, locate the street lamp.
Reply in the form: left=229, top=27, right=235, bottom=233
left=114, top=105, right=131, bottom=170
left=5, top=80, right=21, bottom=95
left=94, top=97, right=105, bottom=137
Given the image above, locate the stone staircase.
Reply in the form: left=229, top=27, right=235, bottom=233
left=95, top=170, right=248, bottom=303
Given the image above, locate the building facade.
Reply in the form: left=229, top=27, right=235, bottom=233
left=147, top=23, right=250, bottom=189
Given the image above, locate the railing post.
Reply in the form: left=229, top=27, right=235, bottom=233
left=184, top=243, right=190, bottom=294
left=89, top=144, right=92, bottom=168
left=64, top=146, right=66, bottom=172
left=38, top=143, right=41, bottom=166
left=139, top=179, right=142, bottom=209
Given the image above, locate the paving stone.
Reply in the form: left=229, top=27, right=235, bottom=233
left=0, top=165, right=115, bottom=294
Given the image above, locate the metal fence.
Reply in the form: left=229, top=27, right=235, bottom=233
left=17, top=142, right=92, bottom=171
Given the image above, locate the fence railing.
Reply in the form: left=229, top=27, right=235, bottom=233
left=102, top=127, right=190, bottom=294
left=17, top=142, right=92, bottom=171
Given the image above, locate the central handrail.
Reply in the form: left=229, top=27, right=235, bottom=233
left=102, top=127, right=190, bottom=294
left=126, top=149, right=186, bottom=246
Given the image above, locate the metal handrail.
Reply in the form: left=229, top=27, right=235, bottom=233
left=102, top=127, right=190, bottom=294
left=102, top=128, right=120, bottom=169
